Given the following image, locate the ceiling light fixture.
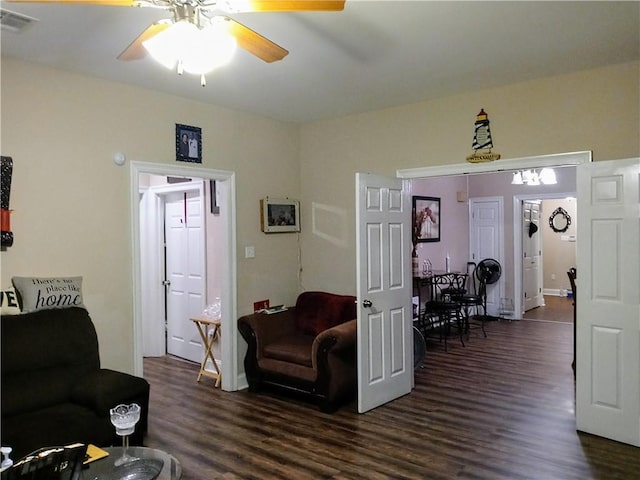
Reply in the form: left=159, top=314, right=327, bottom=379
left=143, top=9, right=236, bottom=86
left=512, top=168, right=557, bottom=186
left=511, top=171, right=524, bottom=185
left=539, top=167, right=557, bottom=185
left=523, top=169, right=540, bottom=186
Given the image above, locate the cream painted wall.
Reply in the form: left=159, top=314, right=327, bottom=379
left=0, top=58, right=301, bottom=373
left=298, top=62, right=639, bottom=295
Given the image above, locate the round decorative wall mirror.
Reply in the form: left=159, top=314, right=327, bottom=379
left=549, top=207, right=571, bottom=233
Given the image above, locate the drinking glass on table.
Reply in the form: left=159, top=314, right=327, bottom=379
left=109, top=403, right=141, bottom=466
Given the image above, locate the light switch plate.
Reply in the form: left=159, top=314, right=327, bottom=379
left=245, top=246, right=255, bottom=258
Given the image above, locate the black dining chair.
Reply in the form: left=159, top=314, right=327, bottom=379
left=452, top=262, right=488, bottom=338
left=423, top=273, right=466, bottom=351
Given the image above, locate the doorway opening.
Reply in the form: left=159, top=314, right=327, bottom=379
left=513, top=191, right=576, bottom=319
left=408, top=168, right=576, bottom=320
left=139, top=175, right=211, bottom=364
left=130, top=161, right=238, bottom=391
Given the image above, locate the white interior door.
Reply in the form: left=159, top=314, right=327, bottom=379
left=576, top=157, right=639, bottom=446
left=522, top=200, right=543, bottom=311
left=469, top=197, right=504, bottom=316
left=356, top=173, right=412, bottom=413
left=165, top=189, right=206, bottom=363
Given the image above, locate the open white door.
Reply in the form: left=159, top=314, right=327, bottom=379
left=522, top=200, right=543, bottom=312
left=576, top=157, right=640, bottom=446
left=356, top=173, right=412, bottom=413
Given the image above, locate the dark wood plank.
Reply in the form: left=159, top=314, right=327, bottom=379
left=143, top=319, right=639, bottom=480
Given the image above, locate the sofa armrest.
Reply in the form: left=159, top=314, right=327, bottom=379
left=238, top=309, right=297, bottom=391
left=311, top=319, right=357, bottom=406
left=311, top=319, right=356, bottom=369
left=71, top=369, right=150, bottom=415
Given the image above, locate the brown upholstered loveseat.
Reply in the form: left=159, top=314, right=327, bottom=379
left=238, top=291, right=357, bottom=412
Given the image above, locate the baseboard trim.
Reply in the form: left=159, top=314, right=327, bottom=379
left=237, top=373, right=249, bottom=390
left=544, top=288, right=566, bottom=297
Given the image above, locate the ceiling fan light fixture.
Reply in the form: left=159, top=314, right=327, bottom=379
left=182, top=22, right=237, bottom=74
left=143, top=20, right=237, bottom=76
left=143, top=21, right=194, bottom=70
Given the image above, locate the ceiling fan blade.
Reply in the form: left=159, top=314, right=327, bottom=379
left=234, top=1, right=345, bottom=12
left=117, top=22, right=170, bottom=61
left=5, top=0, right=139, bottom=5
left=225, top=18, right=288, bottom=63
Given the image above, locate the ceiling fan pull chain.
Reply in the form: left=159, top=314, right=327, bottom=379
left=200, top=74, right=206, bottom=87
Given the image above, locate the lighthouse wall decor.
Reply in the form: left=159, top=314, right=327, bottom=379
left=466, top=109, right=501, bottom=163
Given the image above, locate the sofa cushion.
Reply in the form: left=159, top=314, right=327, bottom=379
left=294, top=291, right=357, bottom=337
left=263, top=334, right=314, bottom=367
left=12, top=276, right=85, bottom=313
left=258, top=358, right=317, bottom=384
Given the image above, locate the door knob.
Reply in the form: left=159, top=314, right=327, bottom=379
left=362, top=299, right=373, bottom=308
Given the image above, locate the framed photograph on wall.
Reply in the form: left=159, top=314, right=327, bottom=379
left=176, top=124, right=202, bottom=163
left=413, top=196, right=440, bottom=242
left=260, top=198, right=300, bottom=233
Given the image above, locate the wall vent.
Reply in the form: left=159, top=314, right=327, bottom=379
left=0, top=9, right=39, bottom=33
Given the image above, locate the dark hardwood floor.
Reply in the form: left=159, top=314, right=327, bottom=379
left=522, top=295, right=574, bottom=323
left=143, top=319, right=639, bottom=480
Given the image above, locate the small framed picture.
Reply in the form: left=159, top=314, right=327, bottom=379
left=260, top=198, right=300, bottom=233
left=176, top=124, right=202, bottom=163
left=413, top=196, right=440, bottom=242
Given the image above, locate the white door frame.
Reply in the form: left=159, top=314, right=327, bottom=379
left=397, top=151, right=590, bottom=179
left=130, top=161, right=238, bottom=391
left=513, top=191, right=575, bottom=318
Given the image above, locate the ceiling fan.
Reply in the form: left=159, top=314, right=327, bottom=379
left=7, top=0, right=345, bottom=83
